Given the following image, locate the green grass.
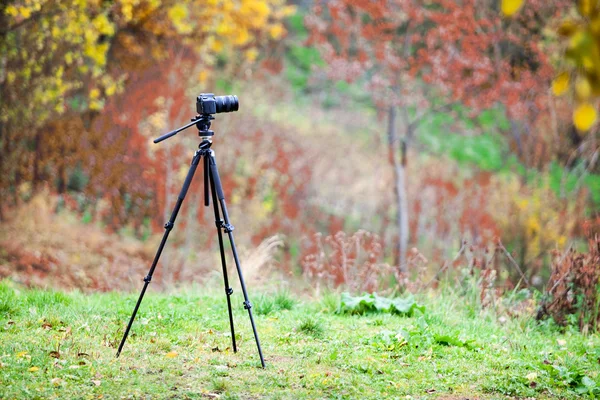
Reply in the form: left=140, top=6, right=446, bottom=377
left=0, top=280, right=599, bottom=399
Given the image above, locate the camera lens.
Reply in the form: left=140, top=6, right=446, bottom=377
left=214, top=95, right=239, bottom=113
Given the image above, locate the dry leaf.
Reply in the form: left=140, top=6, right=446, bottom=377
left=51, top=378, right=64, bottom=386
left=92, top=380, right=101, bottom=386
left=526, top=372, right=538, bottom=381
left=165, top=351, right=178, bottom=358
left=28, top=366, right=39, bottom=372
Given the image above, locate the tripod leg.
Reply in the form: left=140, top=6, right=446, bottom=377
left=116, top=150, right=202, bottom=357
left=208, top=158, right=237, bottom=352
left=207, top=151, right=266, bottom=368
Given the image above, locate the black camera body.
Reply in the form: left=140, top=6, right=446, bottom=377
left=197, top=93, right=239, bottom=115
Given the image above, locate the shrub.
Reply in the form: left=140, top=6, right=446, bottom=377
left=299, top=230, right=392, bottom=293
left=536, top=228, right=600, bottom=332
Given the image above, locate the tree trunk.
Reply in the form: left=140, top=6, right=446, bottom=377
left=387, top=106, right=409, bottom=273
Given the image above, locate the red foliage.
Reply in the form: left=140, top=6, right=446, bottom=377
left=307, top=0, right=568, bottom=118
left=300, top=230, right=392, bottom=293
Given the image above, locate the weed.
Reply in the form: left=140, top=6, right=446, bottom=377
left=255, top=290, right=298, bottom=316
left=319, top=291, right=340, bottom=313
left=273, top=289, right=296, bottom=311
left=210, top=378, right=228, bottom=393
left=254, top=295, right=275, bottom=316
left=537, top=233, right=600, bottom=332
left=297, top=316, right=325, bottom=338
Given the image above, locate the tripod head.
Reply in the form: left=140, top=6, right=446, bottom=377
left=153, top=93, right=238, bottom=144
left=153, top=114, right=215, bottom=144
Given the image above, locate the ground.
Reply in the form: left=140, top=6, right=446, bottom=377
left=0, top=280, right=599, bottom=399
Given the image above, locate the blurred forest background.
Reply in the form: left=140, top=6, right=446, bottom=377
left=1, top=0, right=599, bottom=318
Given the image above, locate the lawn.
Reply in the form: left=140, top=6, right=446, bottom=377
left=0, top=279, right=599, bottom=399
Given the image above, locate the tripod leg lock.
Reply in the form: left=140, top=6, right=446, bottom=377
left=143, top=275, right=152, bottom=283
left=243, top=301, right=252, bottom=310
left=222, top=223, right=235, bottom=233
left=164, top=221, right=174, bottom=231
left=226, top=287, right=233, bottom=295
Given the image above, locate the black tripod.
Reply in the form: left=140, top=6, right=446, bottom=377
left=116, top=111, right=265, bottom=368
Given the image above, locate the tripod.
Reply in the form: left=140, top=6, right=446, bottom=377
left=116, top=113, right=265, bottom=368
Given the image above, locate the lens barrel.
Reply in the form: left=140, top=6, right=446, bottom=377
left=214, top=95, right=239, bottom=113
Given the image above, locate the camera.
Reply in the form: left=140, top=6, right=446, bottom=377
left=197, top=93, right=239, bottom=115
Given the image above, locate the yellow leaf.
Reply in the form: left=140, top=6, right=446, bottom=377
left=501, top=0, right=524, bottom=16
left=552, top=73, right=570, bottom=96
left=234, top=28, right=250, bottom=45
left=89, top=99, right=104, bottom=110
left=573, top=103, right=597, bottom=131
left=198, top=70, right=208, bottom=84
left=245, top=48, right=258, bottom=62
left=5, top=5, right=18, bottom=16
left=165, top=351, right=178, bottom=358
left=90, top=88, right=100, bottom=99
left=576, top=76, right=592, bottom=100
left=269, top=24, right=284, bottom=40
left=557, top=20, right=579, bottom=37
left=280, top=5, right=297, bottom=18
left=28, top=366, right=39, bottom=372
left=20, top=7, right=32, bottom=19
left=105, top=83, right=117, bottom=96
left=168, top=4, right=192, bottom=34
left=211, top=40, right=223, bottom=53
left=578, top=0, right=597, bottom=16
left=92, top=14, right=115, bottom=36
left=16, top=351, right=28, bottom=358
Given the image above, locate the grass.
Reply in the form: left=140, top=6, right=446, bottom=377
left=0, top=280, right=599, bottom=399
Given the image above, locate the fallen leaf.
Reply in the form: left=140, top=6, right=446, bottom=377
left=165, top=351, right=178, bottom=358
left=526, top=372, right=538, bottom=381
left=91, top=380, right=101, bottom=386
left=28, top=366, right=39, bottom=372
left=16, top=351, right=28, bottom=358
left=49, top=351, right=60, bottom=359
left=51, top=378, right=64, bottom=386
left=557, top=339, right=567, bottom=346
